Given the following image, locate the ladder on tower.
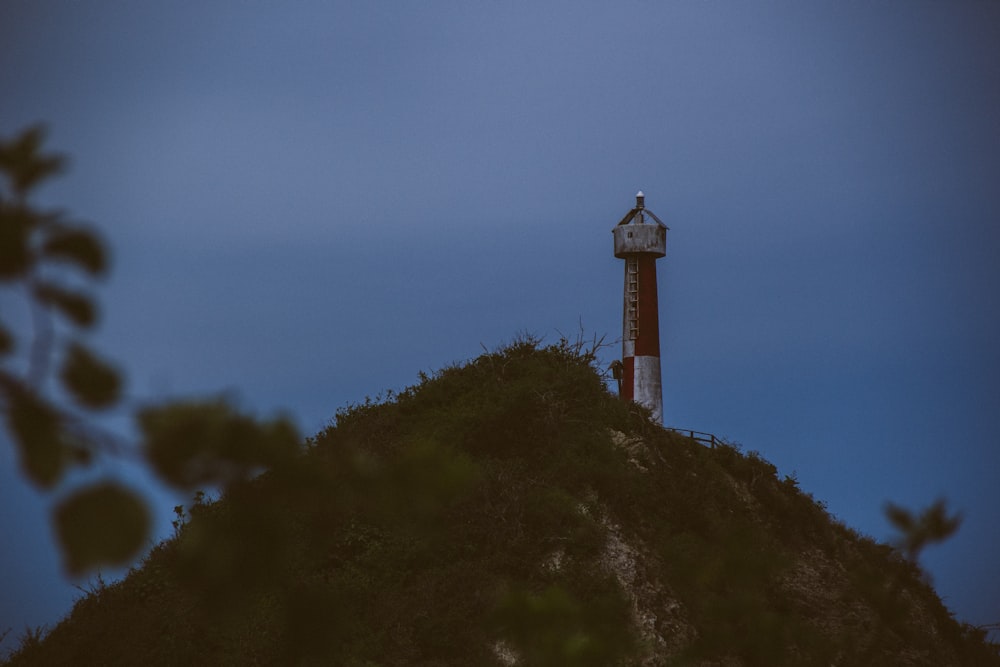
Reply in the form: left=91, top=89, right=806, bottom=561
left=626, top=257, right=639, bottom=340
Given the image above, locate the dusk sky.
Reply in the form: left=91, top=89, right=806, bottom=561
left=2, top=1, right=999, bottom=642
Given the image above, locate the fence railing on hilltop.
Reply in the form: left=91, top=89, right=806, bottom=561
left=667, top=428, right=723, bottom=449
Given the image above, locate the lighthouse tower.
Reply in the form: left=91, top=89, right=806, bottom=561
left=613, top=191, right=668, bottom=424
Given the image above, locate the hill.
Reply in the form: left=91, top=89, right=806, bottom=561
left=3, top=338, right=998, bottom=666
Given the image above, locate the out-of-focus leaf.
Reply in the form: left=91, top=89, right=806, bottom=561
left=281, top=585, right=348, bottom=662
left=368, top=437, right=481, bottom=524
left=3, top=383, right=67, bottom=487
left=54, top=482, right=150, bottom=575
left=491, top=584, right=635, bottom=666
left=69, top=444, right=93, bottom=465
left=173, top=493, right=290, bottom=609
left=885, top=498, right=963, bottom=561
left=921, top=499, right=962, bottom=542
left=884, top=503, right=914, bottom=532
left=0, top=124, right=65, bottom=196
left=41, top=225, right=107, bottom=276
left=33, top=282, right=96, bottom=327
left=139, top=399, right=300, bottom=489
left=60, top=342, right=122, bottom=409
left=0, top=321, right=13, bottom=356
left=0, top=203, right=37, bottom=280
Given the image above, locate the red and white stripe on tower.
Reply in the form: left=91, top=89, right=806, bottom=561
left=613, top=191, right=668, bottom=424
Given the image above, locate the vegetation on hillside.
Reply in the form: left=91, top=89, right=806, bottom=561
left=3, top=336, right=998, bottom=666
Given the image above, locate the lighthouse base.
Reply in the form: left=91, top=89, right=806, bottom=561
left=623, top=355, right=663, bottom=424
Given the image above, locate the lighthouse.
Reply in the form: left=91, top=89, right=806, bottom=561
left=613, top=191, right=668, bottom=424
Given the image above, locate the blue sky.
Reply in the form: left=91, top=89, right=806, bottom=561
left=2, top=0, right=999, bottom=641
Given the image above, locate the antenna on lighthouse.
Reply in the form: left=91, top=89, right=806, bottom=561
left=612, top=191, right=668, bottom=424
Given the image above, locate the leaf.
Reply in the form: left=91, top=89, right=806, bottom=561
left=33, top=282, right=96, bottom=327
left=139, top=399, right=300, bottom=489
left=3, top=382, right=67, bottom=487
left=884, top=502, right=914, bottom=532
left=491, top=584, right=635, bottom=665
left=60, top=342, right=122, bottom=409
left=172, top=496, right=290, bottom=609
left=918, top=499, right=963, bottom=544
left=0, top=203, right=37, bottom=280
left=54, top=482, right=150, bottom=575
left=885, top=498, right=963, bottom=561
left=41, top=225, right=108, bottom=276
left=0, top=321, right=13, bottom=356
left=0, top=124, right=65, bottom=196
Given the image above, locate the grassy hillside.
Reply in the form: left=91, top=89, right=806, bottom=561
left=4, top=338, right=998, bottom=666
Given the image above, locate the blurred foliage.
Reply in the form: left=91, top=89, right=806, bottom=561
left=139, top=399, right=299, bottom=489
left=885, top=498, right=963, bottom=562
left=60, top=342, right=121, bottom=409
left=491, top=583, right=634, bottom=666
left=0, top=125, right=299, bottom=576
left=54, top=483, right=150, bottom=576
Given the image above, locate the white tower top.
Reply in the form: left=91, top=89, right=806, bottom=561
left=613, top=192, right=667, bottom=258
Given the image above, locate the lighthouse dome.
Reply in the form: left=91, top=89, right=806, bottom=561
left=613, top=223, right=666, bottom=258
left=613, top=192, right=667, bottom=258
